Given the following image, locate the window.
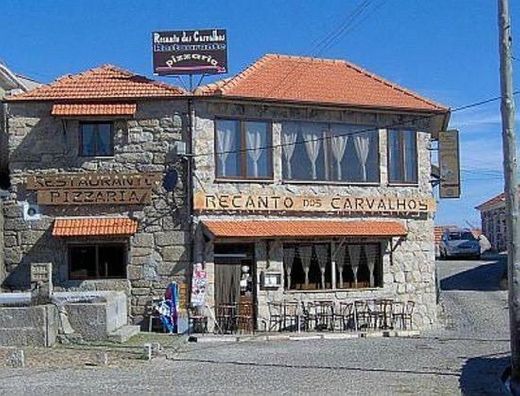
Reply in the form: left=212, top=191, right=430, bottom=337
left=281, top=121, right=379, bottom=183
left=69, top=243, right=126, bottom=280
left=79, top=122, right=114, bottom=156
left=388, top=130, right=418, bottom=184
left=283, top=242, right=382, bottom=290
left=215, top=119, right=272, bottom=179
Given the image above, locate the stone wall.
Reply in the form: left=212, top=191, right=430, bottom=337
left=0, top=200, right=4, bottom=286
left=0, top=102, right=8, bottom=183
left=192, top=100, right=438, bottom=330
left=3, top=99, right=191, bottom=326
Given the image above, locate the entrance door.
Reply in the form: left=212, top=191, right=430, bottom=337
left=214, top=243, right=255, bottom=332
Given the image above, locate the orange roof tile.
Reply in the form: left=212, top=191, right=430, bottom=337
left=434, top=225, right=458, bottom=243
left=8, top=65, right=185, bottom=101
left=196, top=54, right=448, bottom=112
left=202, top=220, right=407, bottom=239
left=52, top=217, right=138, bottom=237
left=51, top=103, right=137, bottom=116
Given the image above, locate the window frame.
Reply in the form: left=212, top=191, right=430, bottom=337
left=79, top=121, right=115, bottom=157
left=282, top=240, right=384, bottom=292
left=387, top=129, right=419, bottom=186
left=214, top=117, right=274, bottom=182
left=280, top=121, right=381, bottom=185
left=67, top=241, right=127, bottom=280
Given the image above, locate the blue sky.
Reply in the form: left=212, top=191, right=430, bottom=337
left=1, top=0, right=517, bottom=227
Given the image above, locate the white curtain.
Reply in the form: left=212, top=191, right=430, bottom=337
left=331, top=133, right=348, bottom=180
left=298, top=245, right=313, bottom=287
left=315, top=245, right=328, bottom=289
left=303, top=124, right=321, bottom=180
left=348, top=245, right=361, bottom=288
left=282, top=123, right=298, bottom=179
left=246, top=123, right=264, bottom=177
left=354, top=133, right=370, bottom=181
left=334, top=244, right=346, bottom=288
left=216, top=124, right=234, bottom=176
left=283, top=247, right=296, bottom=290
left=364, top=245, right=378, bottom=287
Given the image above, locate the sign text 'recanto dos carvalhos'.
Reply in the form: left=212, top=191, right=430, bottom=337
left=194, top=192, right=435, bottom=214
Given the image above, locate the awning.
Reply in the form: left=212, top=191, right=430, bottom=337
left=202, top=220, right=407, bottom=239
left=51, top=103, right=137, bottom=116
left=52, top=217, right=138, bottom=237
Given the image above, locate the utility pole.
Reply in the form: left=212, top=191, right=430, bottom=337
left=499, top=0, right=520, bottom=391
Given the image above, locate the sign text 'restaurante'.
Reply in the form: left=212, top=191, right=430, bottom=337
left=194, top=193, right=435, bottom=213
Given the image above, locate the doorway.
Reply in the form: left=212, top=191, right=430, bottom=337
left=214, top=243, right=255, bottom=332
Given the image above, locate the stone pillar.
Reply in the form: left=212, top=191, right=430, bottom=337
left=30, top=263, right=53, bottom=305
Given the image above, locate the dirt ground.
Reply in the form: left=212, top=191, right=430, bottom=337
left=0, top=333, right=185, bottom=369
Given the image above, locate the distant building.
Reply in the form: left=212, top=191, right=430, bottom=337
left=0, top=63, right=41, bottom=187
left=475, top=192, right=507, bottom=252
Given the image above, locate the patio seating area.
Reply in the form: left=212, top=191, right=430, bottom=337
left=193, top=299, right=415, bottom=335
left=267, top=299, right=415, bottom=333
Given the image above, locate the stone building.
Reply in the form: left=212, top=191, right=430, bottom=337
left=2, top=65, right=190, bottom=326
left=2, top=54, right=451, bottom=331
left=476, top=192, right=507, bottom=252
left=191, top=54, right=450, bottom=330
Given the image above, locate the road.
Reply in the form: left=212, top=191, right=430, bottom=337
left=0, top=256, right=512, bottom=395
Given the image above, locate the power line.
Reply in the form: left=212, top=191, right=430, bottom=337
left=263, top=0, right=383, bottom=100
left=192, top=91, right=520, bottom=159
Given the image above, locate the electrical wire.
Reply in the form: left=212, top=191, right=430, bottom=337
left=192, top=91, right=520, bottom=160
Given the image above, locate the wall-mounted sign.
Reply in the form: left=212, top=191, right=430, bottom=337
left=194, top=192, right=435, bottom=214
left=152, top=29, right=227, bottom=75
left=439, top=130, right=461, bottom=199
left=27, top=173, right=161, bottom=205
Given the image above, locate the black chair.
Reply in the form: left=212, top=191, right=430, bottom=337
left=313, top=300, right=335, bottom=331
left=216, top=304, right=237, bottom=334
left=146, top=297, right=163, bottom=332
left=188, top=306, right=208, bottom=334
left=301, top=302, right=317, bottom=331
left=236, top=302, right=255, bottom=334
left=338, top=302, right=356, bottom=331
left=267, top=301, right=283, bottom=331
left=393, top=301, right=415, bottom=330
left=354, top=300, right=370, bottom=330
left=282, top=301, right=300, bottom=331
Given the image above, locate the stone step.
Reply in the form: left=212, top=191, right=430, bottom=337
left=108, top=325, right=140, bottom=343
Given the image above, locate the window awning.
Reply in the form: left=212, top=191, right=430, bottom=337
left=202, top=220, right=407, bottom=239
left=52, top=217, right=138, bottom=237
left=51, top=103, right=137, bottom=116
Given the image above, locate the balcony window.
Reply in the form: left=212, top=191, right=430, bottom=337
left=281, top=121, right=379, bottom=183
left=388, top=129, right=418, bottom=184
left=215, top=119, right=272, bottom=180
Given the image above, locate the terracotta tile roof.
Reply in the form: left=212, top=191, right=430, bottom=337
left=196, top=54, right=448, bottom=112
left=202, top=220, right=407, bottom=239
left=434, top=225, right=458, bottom=243
left=8, top=65, right=185, bottom=101
left=475, top=192, right=506, bottom=211
left=52, top=217, right=138, bottom=237
left=51, top=103, right=137, bottom=116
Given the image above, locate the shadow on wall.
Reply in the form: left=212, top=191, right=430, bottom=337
left=440, top=259, right=506, bottom=292
left=459, top=354, right=510, bottom=395
left=3, top=227, right=65, bottom=290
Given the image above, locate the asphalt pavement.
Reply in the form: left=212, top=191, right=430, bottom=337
left=0, top=255, right=512, bottom=395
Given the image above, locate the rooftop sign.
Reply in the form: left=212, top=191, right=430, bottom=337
left=152, top=29, right=227, bottom=76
